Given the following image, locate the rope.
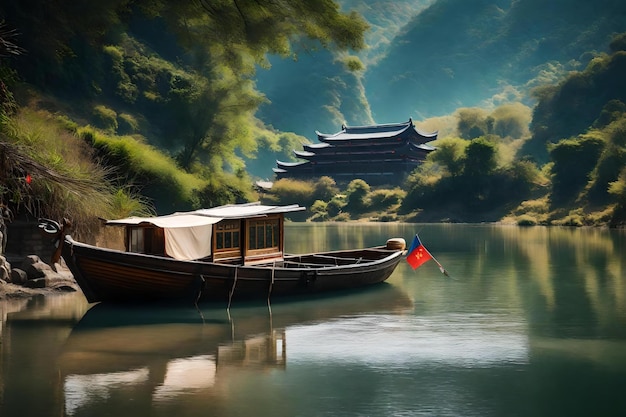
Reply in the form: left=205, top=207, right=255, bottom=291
left=227, top=266, right=238, bottom=311
left=194, top=274, right=206, bottom=313
left=267, top=260, right=276, bottom=307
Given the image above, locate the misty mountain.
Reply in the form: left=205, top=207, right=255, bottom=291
left=254, top=0, right=433, bottom=140
left=255, top=0, right=626, bottom=139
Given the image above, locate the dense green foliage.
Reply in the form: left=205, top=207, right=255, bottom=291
left=0, top=107, right=153, bottom=236
left=0, top=0, right=366, bottom=221
left=396, top=32, right=626, bottom=226
left=262, top=176, right=405, bottom=221
left=521, top=41, right=626, bottom=163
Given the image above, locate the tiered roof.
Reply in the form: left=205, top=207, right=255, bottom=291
left=315, top=119, right=437, bottom=144
left=273, top=119, right=437, bottom=185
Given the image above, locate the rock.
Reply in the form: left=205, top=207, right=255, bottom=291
left=0, top=253, right=77, bottom=298
left=23, top=277, right=46, bottom=288
left=10, top=268, right=28, bottom=285
left=22, top=275, right=77, bottom=292
left=0, top=255, right=10, bottom=281
left=0, top=264, right=9, bottom=282
left=20, top=255, right=54, bottom=280
left=52, top=258, right=74, bottom=280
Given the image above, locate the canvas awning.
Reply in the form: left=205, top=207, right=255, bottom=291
left=106, top=214, right=223, bottom=261
left=106, top=213, right=223, bottom=228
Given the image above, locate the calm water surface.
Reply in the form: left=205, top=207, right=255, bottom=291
left=1, top=224, right=625, bottom=417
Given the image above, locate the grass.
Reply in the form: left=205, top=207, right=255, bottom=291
left=1, top=108, right=154, bottom=237
left=79, top=126, right=207, bottom=204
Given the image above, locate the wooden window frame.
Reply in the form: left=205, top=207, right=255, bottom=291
left=213, top=219, right=242, bottom=261
left=244, top=215, right=283, bottom=263
left=126, top=226, right=165, bottom=255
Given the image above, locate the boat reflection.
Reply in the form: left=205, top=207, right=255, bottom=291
left=59, top=284, right=412, bottom=415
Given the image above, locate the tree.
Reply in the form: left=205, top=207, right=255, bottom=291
left=463, top=137, right=498, bottom=177
left=549, top=136, right=605, bottom=204
left=0, top=0, right=368, bottom=177
left=313, top=176, right=339, bottom=201
left=344, top=179, right=370, bottom=212
left=457, top=108, right=492, bottom=140
left=429, top=137, right=467, bottom=177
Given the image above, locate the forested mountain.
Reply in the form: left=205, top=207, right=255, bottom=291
left=368, top=0, right=626, bottom=120
left=256, top=0, right=626, bottom=138
left=258, top=0, right=626, bottom=138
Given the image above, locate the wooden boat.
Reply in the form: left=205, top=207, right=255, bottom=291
left=40, top=203, right=406, bottom=304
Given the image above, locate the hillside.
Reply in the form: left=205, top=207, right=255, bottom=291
left=367, top=0, right=626, bottom=120
left=255, top=0, right=626, bottom=139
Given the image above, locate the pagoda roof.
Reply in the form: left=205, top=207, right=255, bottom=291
left=304, top=142, right=331, bottom=150
left=416, top=143, right=437, bottom=151
left=276, top=160, right=311, bottom=169
left=293, top=141, right=437, bottom=161
left=315, top=119, right=437, bottom=143
left=294, top=150, right=316, bottom=158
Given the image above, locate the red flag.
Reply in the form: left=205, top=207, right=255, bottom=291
left=406, top=234, right=432, bottom=270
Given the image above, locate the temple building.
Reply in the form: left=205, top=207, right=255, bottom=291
left=273, top=119, right=438, bottom=186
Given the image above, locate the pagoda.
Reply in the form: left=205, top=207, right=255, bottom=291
left=273, top=119, right=437, bottom=185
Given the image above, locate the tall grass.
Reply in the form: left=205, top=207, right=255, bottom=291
left=0, top=109, right=152, bottom=237
left=79, top=126, right=207, bottom=210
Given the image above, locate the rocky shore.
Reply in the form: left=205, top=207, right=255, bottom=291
left=0, top=254, right=78, bottom=300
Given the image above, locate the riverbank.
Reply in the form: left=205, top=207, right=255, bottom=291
left=0, top=254, right=79, bottom=300
left=0, top=282, right=77, bottom=299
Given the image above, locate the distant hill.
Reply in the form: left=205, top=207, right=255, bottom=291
left=255, top=0, right=626, bottom=137
left=367, top=0, right=626, bottom=120
left=254, top=0, right=434, bottom=139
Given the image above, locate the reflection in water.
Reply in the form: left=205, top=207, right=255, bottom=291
left=65, top=368, right=150, bottom=415
left=58, top=284, right=412, bottom=415
left=288, top=312, right=528, bottom=368
left=154, top=355, right=217, bottom=401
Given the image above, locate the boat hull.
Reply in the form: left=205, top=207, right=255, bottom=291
left=61, top=236, right=405, bottom=304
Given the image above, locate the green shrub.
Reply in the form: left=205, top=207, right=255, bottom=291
left=92, top=105, right=118, bottom=133
left=368, top=188, right=406, bottom=211
left=334, top=212, right=351, bottom=222
left=310, top=200, right=329, bottom=221
left=266, top=179, right=317, bottom=207
left=516, top=214, right=538, bottom=226
left=313, top=176, right=339, bottom=201
left=345, top=179, right=370, bottom=212
left=110, top=188, right=155, bottom=219
left=326, top=196, right=346, bottom=217
left=117, top=113, right=139, bottom=134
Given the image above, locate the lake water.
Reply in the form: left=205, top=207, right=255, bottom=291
left=1, top=223, right=626, bottom=417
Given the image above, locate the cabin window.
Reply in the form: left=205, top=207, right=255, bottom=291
left=128, top=227, right=165, bottom=255
left=247, top=218, right=280, bottom=250
left=215, top=220, right=240, bottom=251
left=129, top=227, right=144, bottom=252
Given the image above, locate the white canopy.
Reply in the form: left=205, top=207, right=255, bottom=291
left=106, top=213, right=223, bottom=229
left=193, top=203, right=304, bottom=218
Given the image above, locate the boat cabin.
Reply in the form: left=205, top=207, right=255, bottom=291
left=105, top=203, right=305, bottom=265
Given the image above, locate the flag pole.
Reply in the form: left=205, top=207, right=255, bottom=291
left=422, top=245, right=449, bottom=276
